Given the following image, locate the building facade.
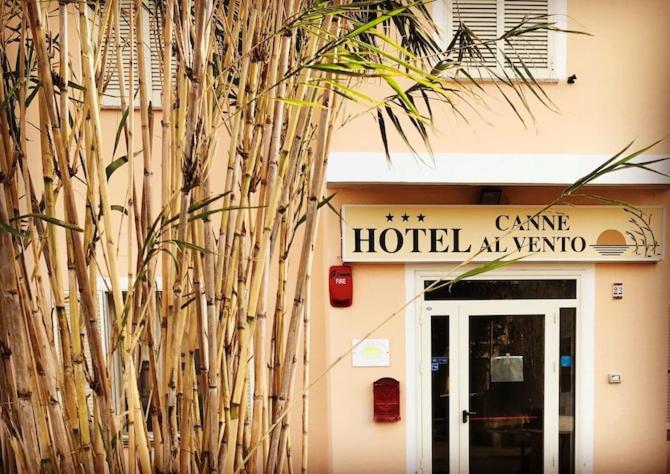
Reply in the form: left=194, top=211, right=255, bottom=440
left=307, top=1, right=670, bottom=472
left=6, top=0, right=670, bottom=473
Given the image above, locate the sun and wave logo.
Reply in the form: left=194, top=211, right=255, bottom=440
left=591, top=229, right=628, bottom=256
left=590, top=208, right=660, bottom=258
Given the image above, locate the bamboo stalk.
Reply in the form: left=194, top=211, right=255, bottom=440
left=301, top=234, right=313, bottom=474
left=165, top=1, right=214, bottom=468
left=26, top=2, right=121, bottom=469
left=269, top=75, right=335, bottom=474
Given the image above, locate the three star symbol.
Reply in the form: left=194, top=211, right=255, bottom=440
left=385, top=212, right=426, bottom=222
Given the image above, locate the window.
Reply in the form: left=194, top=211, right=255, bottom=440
left=424, top=279, right=577, bottom=300
left=435, top=0, right=567, bottom=80
left=58, top=290, right=108, bottom=418
left=104, top=288, right=164, bottom=432
left=100, top=0, right=165, bottom=107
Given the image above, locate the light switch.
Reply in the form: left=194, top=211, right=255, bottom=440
left=608, top=373, right=622, bottom=384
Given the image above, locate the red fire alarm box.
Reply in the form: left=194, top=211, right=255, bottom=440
left=373, top=377, right=400, bottom=422
left=329, top=265, right=352, bottom=307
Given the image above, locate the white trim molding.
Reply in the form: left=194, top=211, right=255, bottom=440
left=327, top=152, right=670, bottom=186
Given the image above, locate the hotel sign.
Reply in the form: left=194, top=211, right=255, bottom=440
left=341, top=205, right=664, bottom=262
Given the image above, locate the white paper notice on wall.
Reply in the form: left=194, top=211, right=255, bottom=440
left=352, top=339, right=390, bottom=367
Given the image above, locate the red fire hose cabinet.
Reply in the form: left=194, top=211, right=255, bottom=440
left=373, top=377, right=400, bottom=422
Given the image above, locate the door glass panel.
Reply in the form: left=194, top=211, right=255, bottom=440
left=469, top=315, right=544, bottom=474
left=431, top=316, right=450, bottom=473
left=559, top=308, right=576, bottom=474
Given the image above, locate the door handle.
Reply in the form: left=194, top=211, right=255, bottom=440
left=462, top=409, right=477, bottom=423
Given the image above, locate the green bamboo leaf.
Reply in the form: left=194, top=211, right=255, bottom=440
left=377, top=109, right=390, bottom=162
left=111, top=205, right=128, bottom=215
left=0, top=81, right=19, bottom=112
left=448, top=255, right=526, bottom=287
left=571, top=194, right=643, bottom=213
left=105, top=150, right=142, bottom=180
left=293, top=193, right=338, bottom=228
left=0, top=220, right=24, bottom=239
left=25, top=81, right=40, bottom=107
left=106, top=156, right=128, bottom=180
left=188, top=192, right=232, bottom=214
left=170, top=239, right=215, bottom=254
left=112, top=107, right=130, bottom=156
left=187, top=205, right=263, bottom=223
left=66, top=80, right=86, bottom=91
left=15, top=213, right=82, bottom=232
left=620, top=162, right=670, bottom=178
left=345, top=4, right=410, bottom=41
left=277, top=98, right=325, bottom=109
left=564, top=140, right=663, bottom=194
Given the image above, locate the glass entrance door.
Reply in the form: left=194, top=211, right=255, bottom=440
left=424, top=300, right=561, bottom=474
left=466, top=313, right=546, bottom=473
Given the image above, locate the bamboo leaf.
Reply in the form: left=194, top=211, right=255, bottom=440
left=277, top=98, right=325, bottom=109
left=105, top=150, right=142, bottom=180
left=187, top=205, right=263, bottom=223
left=0, top=220, right=24, bottom=239
left=170, top=239, right=215, bottom=254
left=66, top=80, right=86, bottom=91
left=377, top=109, right=390, bottom=161
left=111, top=204, right=128, bottom=215
left=0, top=80, right=19, bottom=112
left=112, top=107, right=130, bottom=156
left=14, top=213, right=83, bottom=232
left=447, top=255, right=526, bottom=287
left=105, top=156, right=128, bottom=180
left=293, top=193, right=337, bottom=228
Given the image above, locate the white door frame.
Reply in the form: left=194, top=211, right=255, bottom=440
left=405, top=264, right=595, bottom=474
left=423, top=300, right=562, bottom=473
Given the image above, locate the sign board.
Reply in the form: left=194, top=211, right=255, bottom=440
left=352, top=339, right=390, bottom=367
left=341, top=205, right=664, bottom=263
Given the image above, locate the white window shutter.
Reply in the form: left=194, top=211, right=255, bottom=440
left=445, top=0, right=557, bottom=79
left=449, top=0, right=499, bottom=68
left=503, top=0, right=550, bottom=70
left=148, top=0, right=169, bottom=107
left=101, top=0, right=161, bottom=108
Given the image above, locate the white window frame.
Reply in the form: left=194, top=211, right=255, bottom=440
left=432, top=0, right=568, bottom=82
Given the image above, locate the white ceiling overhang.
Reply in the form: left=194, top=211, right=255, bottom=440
left=326, top=152, right=670, bottom=186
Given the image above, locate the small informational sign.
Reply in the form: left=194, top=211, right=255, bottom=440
left=352, top=339, right=390, bottom=367
left=560, top=355, right=572, bottom=368
left=491, top=355, right=524, bottom=382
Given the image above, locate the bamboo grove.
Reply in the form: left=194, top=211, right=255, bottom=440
left=0, top=0, right=582, bottom=472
